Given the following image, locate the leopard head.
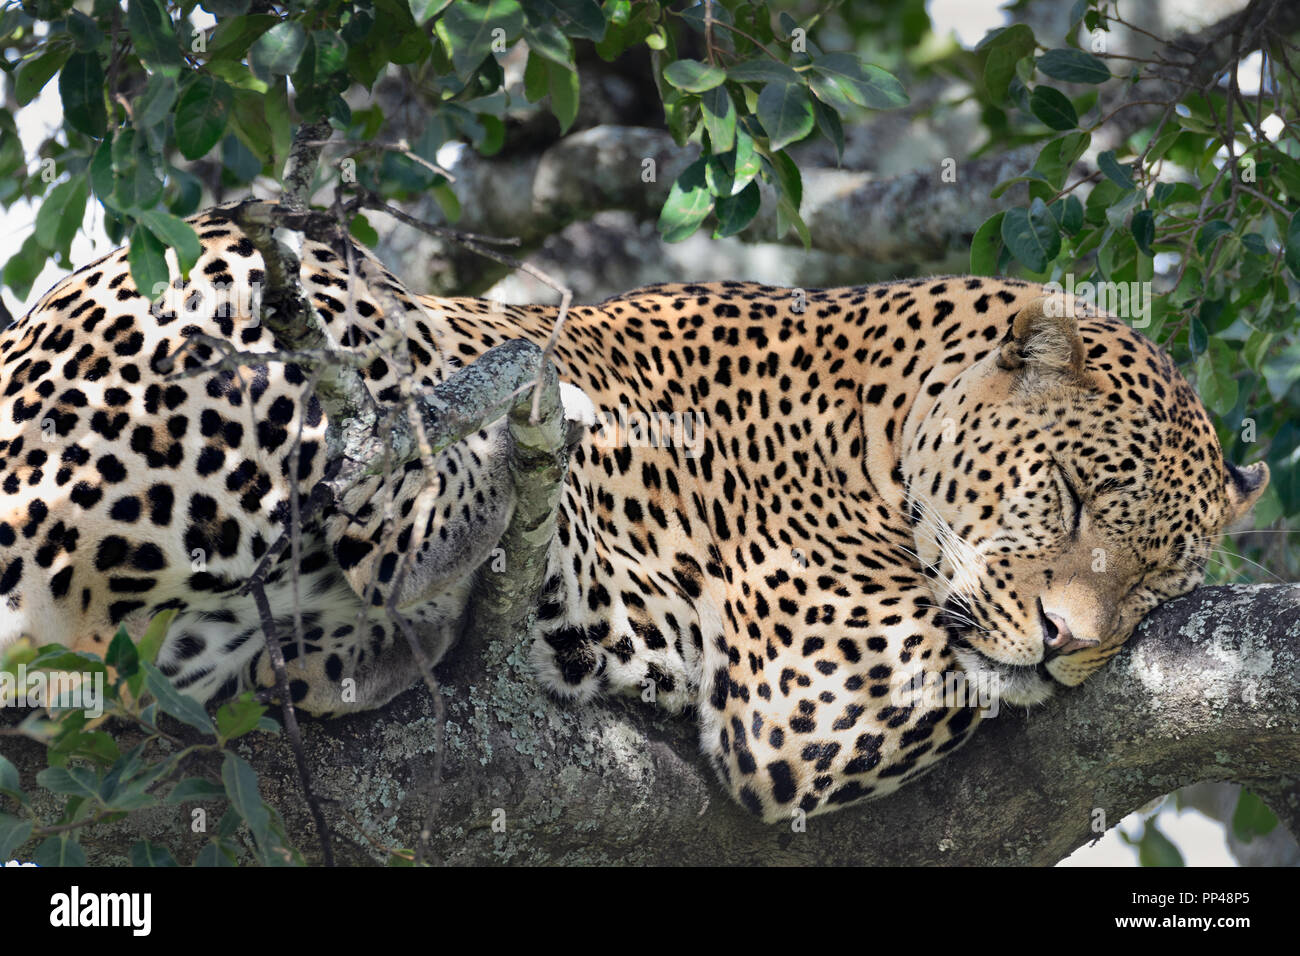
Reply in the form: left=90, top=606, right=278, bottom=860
left=901, top=295, right=1267, bottom=705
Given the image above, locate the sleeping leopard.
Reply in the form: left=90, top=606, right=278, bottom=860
left=0, top=203, right=1267, bottom=823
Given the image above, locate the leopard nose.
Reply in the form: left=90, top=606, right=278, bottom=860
left=1038, top=600, right=1101, bottom=657
left=1041, top=611, right=1073, bottom=657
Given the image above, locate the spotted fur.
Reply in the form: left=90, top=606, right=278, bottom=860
left=0, top=204, right=1267, bottom=822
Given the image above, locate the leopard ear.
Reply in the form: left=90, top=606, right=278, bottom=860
left=996, top=296, right=1090, bottom=385
left=1223, top=460, right=1269, bottom=528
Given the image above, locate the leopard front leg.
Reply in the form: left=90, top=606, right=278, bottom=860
left=324, top=424, right=517, bottom=616
left=301, top=340, right=578, bottom=710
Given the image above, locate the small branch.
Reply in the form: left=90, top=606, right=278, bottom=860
left=301, top=137, right=457, bottom=182
left=247, top=579, right=335, bottom=867
left=283, top=120, right=334, bottom=212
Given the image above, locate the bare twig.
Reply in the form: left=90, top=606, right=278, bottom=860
left=283, top=121, right=334, bottom=212
left=248, top=578, right=335, bottom=867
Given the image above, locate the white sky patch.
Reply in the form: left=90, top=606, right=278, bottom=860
left=0, top=2, right=215, bottom=320
left=927, top=0, right=1007, bottom=48
left=1060, top=805, right=1237, bottom=866
left=2, top=80, right=111, bottom=321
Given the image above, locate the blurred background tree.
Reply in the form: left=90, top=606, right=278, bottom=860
left=0, top=0, right=1296, bottom=865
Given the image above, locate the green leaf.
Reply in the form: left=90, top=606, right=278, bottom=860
left=980, top=23, right=1033, bottom=102
left=1033, top=131, right=1090, bottom=188
left=713, top=180, right=760, bottom=238
left=141, top=661, right=214, bottom=734
left=1097, top=149, right=1135, bottom=189
left=16, top=46, right=71, bottom=106
left=34, top=177, right=88, bottom=253
left=809, top=53, right=908, bottom=110
left=989, top=168, right=1050, bottom=200
left=766, top=147, right=803, bottom=211
left=1058, top=195, right=1084, bottom=234
left=701, top=85, right=736, bottom=153
left=766, top=150, right=808, bottom=246
left=704, top=128, right=759, bottom=197
left=101, top=782, right=159, bottom=812
left=216, top=693, right=268, bottom=743
left=1037, top=48, right=1110, bottom=83
left=105, top=628, right=140, bottom=682
left=433, top=181, right=462, bottom=220
left=523, top=50, right=549, bottom=102
left=776, top=193, right=809, bottom=248
left=1136, top=821, right=1184, bottom=867
left=203, top=0, right=253, bottom=12
left=1285, top=210, right=1300, bottom=280
left=36, top=765, right=101, bottom=800
left=974, top=22, right=1028, bottom=51
left=0, top=813, right=32, bottom=858
left=196, top=841, right=239, bottom=866
left=110, top=128, right=164, bottom=211
left=349, top=213, right=380, bottom=246
left=546, top=59, right=579, bottom=134
left=128, top=0, right=183, bottom=73
left=1131, top=208, right=1154, bottom=256
left=663, top=58, right=726, bottom=93
left=1029, top=85, right=1078, bottom=130
left=50, top=730, right=120, bottom=767
left=34, top=835, right=87, bottom=867
left=0, top=755, right=24, bottom=803
left=134, top=72, right=179, bottom=130
left=26, top=647, right=107, bottom=673
left=208, top=13, right=279, bottom=60
left=222, top=753, right=273, bottom=855
left=175, top=75, right=233, bottom=160
left=127, top=224, right=170, bottom=304
left=3, top=235, right=50, bottom=302
left=727, top=58, right=800, bottom=85
left=812, top=96, right=844, bottom=165
left=136, top=610, right=176, bottom=670
left=1241, top=232, right=1269, bottom=256
left=66, top=11, right=104, bottom=52
left=166, top=777, right=228, bottom=804
left=250, top=21, right=308, bottom=80
left=59, top=52, right=106, bottom=138
left=970, top=211, right=1005, bottom=275
left=1231, top=790, right=1280, bottom=843
left=1001, top=199, right=1060, bottom=273
left=311, top=30, right=349, bottom=77
left=519, top=0, right=605, bottom=40
left=1194, top=345, right=1238, bottom=415
left=757, top=82, right=814, bottom=152
left=658, top=157, right=713, bottom=243
left=130, top=840, right=180, bottom=866
left=437, top=0, right=524, bottom=78
left=1195, top=219, right=1233, bottom=256
left=136, top=210, right=202, bottom=276
left=409, top=0, right=452, bottom=24
left=523, top=22, right=572, bottom=66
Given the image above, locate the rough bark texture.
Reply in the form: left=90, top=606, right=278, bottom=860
left=5, top=583, right=1298, bottom=865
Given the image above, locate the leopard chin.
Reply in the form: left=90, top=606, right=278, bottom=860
left=952, top=645, right=1057, bottom=708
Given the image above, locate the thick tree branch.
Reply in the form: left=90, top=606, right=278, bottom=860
left=7, top=583, right=1296, bottom=865
left=376, top=127, right=1037, bottom=295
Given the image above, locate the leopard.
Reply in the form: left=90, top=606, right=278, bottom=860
left=0, top=202, right=1268, bottom=823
